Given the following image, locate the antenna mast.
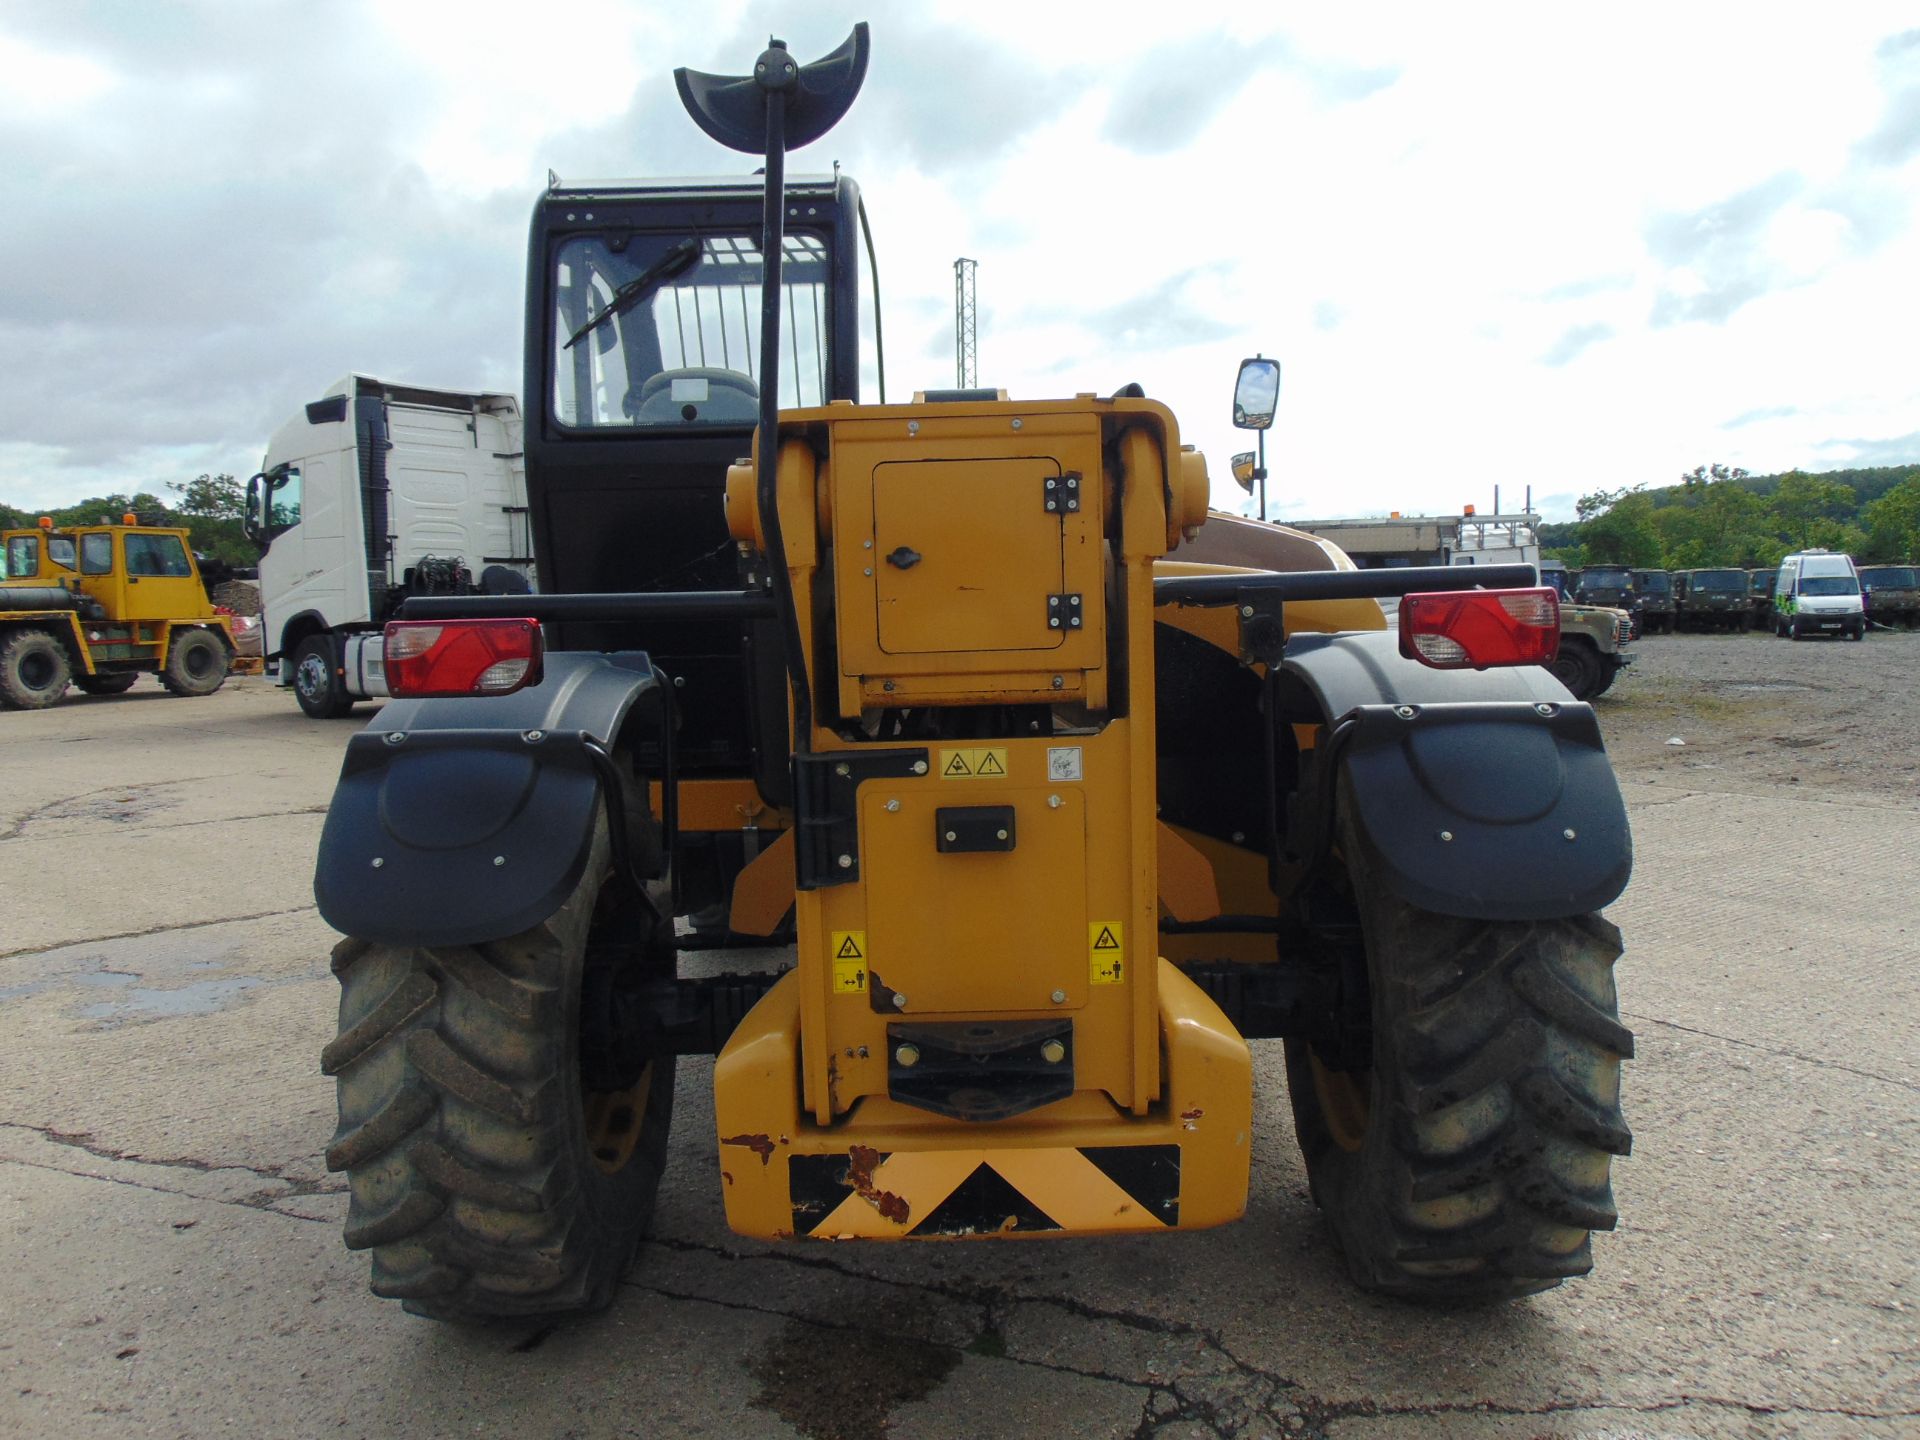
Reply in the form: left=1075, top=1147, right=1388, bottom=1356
left=954, top=257, right=978, bottom=388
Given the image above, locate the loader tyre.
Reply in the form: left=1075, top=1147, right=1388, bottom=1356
left=0, top=628, right=73, bottom=709
left=159, top=628, right=229, bottom=697
left=1285, top=801, right=1633, bottom=1302
left=322, top=821, right=675, bottom=1321
left=75, top=671, right=139, bottom=695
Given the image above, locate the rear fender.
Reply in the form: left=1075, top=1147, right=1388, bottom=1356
left=313, top=651, right=664, bottom=946
left=1280, top=630, right=1631, bottom=920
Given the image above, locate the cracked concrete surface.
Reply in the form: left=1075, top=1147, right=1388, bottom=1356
left=3, top=661, right=1919, bottom=1439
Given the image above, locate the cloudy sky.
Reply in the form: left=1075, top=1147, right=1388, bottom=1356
left=3, top=2, right=1917, bottom=524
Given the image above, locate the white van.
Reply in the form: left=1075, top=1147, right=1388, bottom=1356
left=1774, top=551, right=1864, bottom=640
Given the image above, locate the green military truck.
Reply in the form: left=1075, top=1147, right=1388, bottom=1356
left=1630, top=569, right=1674, bottom=634
left=1746, top=569, right=1778, bottom=632
left=1860, top=566, right=1919, bottom=629
left=1674, top=568, right=1752, bottom=631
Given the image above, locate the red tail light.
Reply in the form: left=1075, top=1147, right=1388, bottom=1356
left=384, top=619, right=544, bottom=698
left=1399, top=588, right=1559, bottom=669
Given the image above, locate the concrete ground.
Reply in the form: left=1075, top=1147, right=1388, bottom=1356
left=1, top=660, right=1916, bottom=1440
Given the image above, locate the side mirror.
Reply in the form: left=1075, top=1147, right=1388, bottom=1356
left=1230, top=452, right=1257, bottom=495
left=242, top=472, right=265, bottom=543
left=1232, top=357, right=1280, bottom=430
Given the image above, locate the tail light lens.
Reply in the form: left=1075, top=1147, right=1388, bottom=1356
left=1399, top=588, right=1559, bottom=669
left=384, top=619, right=544, bottom=698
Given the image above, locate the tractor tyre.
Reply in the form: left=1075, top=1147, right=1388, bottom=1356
left=1545, top=639, right=1600, bottom=700
left=76, top=671, right=139, bottom=696
left=0, top=628, right=74, bottom=709
left=292, top=634, right=354, bottom=718
left=322, top=821, right=675, bottom=1322
left=159, top=628, right=230, bottom=697
left=1285, top=801, right=1633, bottom=1302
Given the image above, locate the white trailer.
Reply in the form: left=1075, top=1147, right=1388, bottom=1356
left=244, top=375, right=533, bottom=718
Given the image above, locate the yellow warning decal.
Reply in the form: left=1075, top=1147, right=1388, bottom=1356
left=831, top=930, right=868, bottom=994
left=1089, top=921, right=1125, bottom=985
left=939, top=747, right=1009, bottom=779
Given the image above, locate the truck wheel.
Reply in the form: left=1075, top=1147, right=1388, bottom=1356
left=159, top=628, right=230, bottom=697
left=292, top=634, right=354, bottom=718
left=76, top=671, right=138, bottom=695
left=1589, top=658, right=1621, bottom=697
left=1545, top=640, right=1600, bottom=700
left=322, top=822, right=675, bottom=1321
left=1284, top=804, right=1633, bottom=1301
left=0, top=628, right=74, bottom=709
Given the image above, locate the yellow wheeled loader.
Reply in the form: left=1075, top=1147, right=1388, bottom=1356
left=314, top=25, right=1633, bottom=1321
left=1, top=516, right=247, bottom=708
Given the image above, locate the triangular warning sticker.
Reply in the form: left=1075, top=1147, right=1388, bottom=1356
left=1092, top=926, right=1121, bottom=951
left=943, top=752, right=973, bottom=777
left=975, top=751, right=1006, bottom=776
left=836, top=935, right=865, bottom=960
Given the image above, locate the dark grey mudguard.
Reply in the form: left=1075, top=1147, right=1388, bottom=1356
left=1282, top=630, right=1631, bottom=920
left=314, top=652, right=662, bottom=947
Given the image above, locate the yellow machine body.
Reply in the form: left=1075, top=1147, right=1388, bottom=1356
left=0, top=522, right=242, bottom=678
left=713, top=393, right=1249, bottom=1239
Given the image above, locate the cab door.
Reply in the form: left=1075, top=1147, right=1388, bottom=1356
left=120, top=531, right=206, bottom=620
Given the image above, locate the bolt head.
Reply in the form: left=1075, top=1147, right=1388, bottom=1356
left=911, top=760, right=928, bottom=774
left=1563, top=828, right=1578, bottom=841
left=834, top=762, right=851, bottom=777
left=1395, top=705, right=1416, bottom=719
left=1438, top=830, right=1454, bottom=842
left=837, top=853, right=854, bottom=869
left=1051, top=675, right=1064, bottom=689
left=894, top=1044, right=920, bottom=1067
left=1040, top=1040, right=1066, bottom=1064
left=1048, top=794, right=1063, bottom=808
left=1011, top=418, right=1023, bottom=429
left=384, top=731, right=406, bottom=746
left=493, top=855, right=506, bottom=866
left=1051, top=989, right=1067, bottom=1004
left=370, top=857, right=384, bottom=869
left=1241, top=605, right=1255, bottom=617
left=995, top=829, right=1008, bottom=840
left=944, top=831, right=958, bottom=843
left=892, top=992, right=908, bottom=1010
left=522, top=729, right=544, bottom=742
left=885, top=798, right=901, bottom=812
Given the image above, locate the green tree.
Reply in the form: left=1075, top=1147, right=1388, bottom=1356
left=1769, top=470, right=1857, bottom=549
left=0, top=501, right=31, bottom=530
left=167, top=473, right=252, bottom=563
left=1575, top=487, right=1663, bottom=565
left=1863, top=476, right=1920, bottom=561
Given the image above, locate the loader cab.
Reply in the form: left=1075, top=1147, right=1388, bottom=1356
left=520, top=173, right=868, bottom=776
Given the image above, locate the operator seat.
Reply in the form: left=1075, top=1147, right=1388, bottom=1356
left=629, top=367, right=760, bottom=424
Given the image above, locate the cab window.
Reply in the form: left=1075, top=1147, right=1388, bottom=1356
left=4, top=535, right=36, bottom=578
left=125, top=533, right=193, bottom=577
left=47, top=536, right=75, bottom=569
left=80, top=533, right=114, bottom=574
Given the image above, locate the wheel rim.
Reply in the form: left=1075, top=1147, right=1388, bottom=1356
left=1309, top=1051, right=1370, bottom=1153
left=296, top=652, right=329, bottom=701
left=584, top=1063, right=653, bottom=1175
left=185, top=641, right=215, bottom=678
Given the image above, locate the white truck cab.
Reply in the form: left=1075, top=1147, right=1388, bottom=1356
left=1774, top=550, right=1864, bottom=640
left=245, top=376, right=533, bottom=716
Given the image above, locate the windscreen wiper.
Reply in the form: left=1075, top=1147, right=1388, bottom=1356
left=563, top=237, right=704, bottom=351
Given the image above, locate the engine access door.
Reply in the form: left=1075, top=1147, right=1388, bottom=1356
left=873, top=458, right=1066, bottom=656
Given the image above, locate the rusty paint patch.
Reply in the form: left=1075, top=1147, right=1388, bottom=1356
left=721, top=1170, right=734, bottom=1186
left=1180, top=1106, right=1204, bottom=1131
left=845, top=1144, right=911, bottom=1225
left=721, top=1133, right=776, bottom=1166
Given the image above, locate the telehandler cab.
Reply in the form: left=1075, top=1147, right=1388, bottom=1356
left=316, top=25, right=1633, bottom=1321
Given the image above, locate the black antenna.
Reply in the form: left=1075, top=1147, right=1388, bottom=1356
left=676, top=23, right=869, bottom=755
